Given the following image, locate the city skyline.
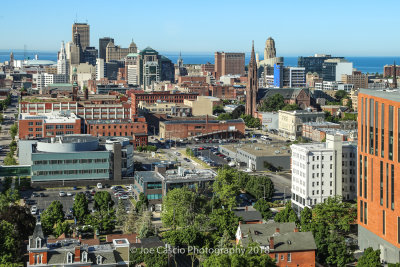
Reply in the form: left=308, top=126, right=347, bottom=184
left=1, top=0, right=400, bottom=56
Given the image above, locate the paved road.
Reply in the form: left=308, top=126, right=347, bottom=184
left=0, top=92, right=19, bottom=163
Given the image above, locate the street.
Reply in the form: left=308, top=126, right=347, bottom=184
left=0, top=91, right=19, bottom=163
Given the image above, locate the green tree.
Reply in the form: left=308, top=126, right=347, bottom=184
left=123, top=209, right=138, bottom=234
left=274, top=201, right=299, bottom=224
left=40, top=200, right=65, bottom=235
left=217, top=113, right=233, bottom=120
left=231, top=105, right=245, bottom=119
left=326, top=233, right=353, bottom=266
left=10, top=124, right=18, bottom=140
left=85, top=210, right=116, bottom=233
left=3, top=154, right=17, bottom=166
left=240, top=114, right=261, bottom=128
left=209, top=209, right=240, bottom=239
left=135, top=193, right=149, bottom=213
left=116, top=199, right=127, bottom=227
left=54, top=221, right=72, bottom=238
left=213, top=167, right=241, bottom=210
left=253, top=199, right=273, bottom=220
left=73, top=193, right=89, bottom=224
left=259, top=93, right=285, bottom=112
left=282, top=103, right=301, bottom=111
left=213, top=105, right=225, bottom=114
left=93, top=191, right=114, bottom=212
left=0, top=220, right=18, bottom=264
left=357, top=247, right=381, bottom=267
left=130, top=248, right=168, bottom=267
left=245, top=176, right=274, bottom=201
left=136, top=211, right=153, bottom=238
left=300, top=206, right=313, bottom=232
left=162, top=187, right=196, bottom=228
left=334, top=90, right=348, bottom=101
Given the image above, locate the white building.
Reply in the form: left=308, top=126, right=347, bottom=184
left=34, top=73, right=68, bottom=91
left=323, top=58, right=353, bottom=82
left=57, top=41, right=69, bottom=79
left=315, top=81, right=353, bottom=91
left=290, top=134, right=357, bottom=213
left=278, top=110, right=325, bottom=140
left=96, top=58, right=105, bottom=80
left=284, top=67, right=306, bottom=88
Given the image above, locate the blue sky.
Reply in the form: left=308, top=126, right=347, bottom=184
left=0, top=0, right=399, bottom=56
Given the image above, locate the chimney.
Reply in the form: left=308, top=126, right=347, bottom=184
left=84, top=88, right=89, bottom=100
left=74, top=246, right=81, bottom=262
left=275, top=228, right=280, bottom=233
left=294, top=227, right=299, bottom=232
left=269, top=237, right=274, bottom=249
left=206, top=114, right=209, bottom=124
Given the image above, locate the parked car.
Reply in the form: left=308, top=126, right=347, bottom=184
left=30, top=206, right=37, bottom=215
left=39, top=192, right=46, bottom=197
left=97, top=183, right=103, bottom=189
left=59, top=191, right=66, bottom=197
left=65, top=214, right=73, bottom=220
left=183, top=157, right=191, bottom=162
left=31, top=192, right=39, bottom=198
left=119, top=195, right=129, bottom=200
left=72, top=186, right=78, bottom=190
left=67, top=192, right=73, bottom=197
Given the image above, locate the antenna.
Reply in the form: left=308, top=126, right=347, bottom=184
left=24, top=44, right=27, bottom=60
left=75, top=13, right=77, bottom=23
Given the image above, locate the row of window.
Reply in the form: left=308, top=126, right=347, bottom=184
left=91, top=124, right=145, bottom=129
left=28, top=122, right=42, bottom=126
left=312, top=190, right=333, bottom=195
left=33, top=169, right=108, bottom=176
left=275, top=253, right=291, bottom=263
left=311, top=164, right=333, bottom=170
left=45, top=125, right=75, bottom=130
left=147, top=194, right=162, bottom=200
left=33, top=158, right=108, bottom=165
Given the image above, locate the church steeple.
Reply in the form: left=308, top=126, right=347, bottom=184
left=245, top=41, right=258, bottom=117
left=393, top=60, right=397, bottom=89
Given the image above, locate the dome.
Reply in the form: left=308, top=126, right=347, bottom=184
left=129, top=40, right=137, bottom=48
left=73, top=67, right=77, bottom=73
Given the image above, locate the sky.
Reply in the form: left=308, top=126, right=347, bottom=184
left=0, top=0, right=399, bottom=56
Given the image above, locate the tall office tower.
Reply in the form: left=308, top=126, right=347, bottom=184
left=322, top=58, right=353, bottom=82
left=214, top=51, right=245, bottom=80
left=82, top=47, right=98, bottom=66
left=264, top=37, right=276, bottom=60
left=96, top=58, right=105, bottom=80
left=99, top=37, right=114, bottom=60
left=57, top=41, right=69, bottom=79
left=245, top=42, right=258, bottom=116
left=72, top=23, right=90, bottom=50
left=125, top=53, right=139, bottom=86
left=358, top=89, right=400, bottom=264
left=298, top=54, right=344, bottom=77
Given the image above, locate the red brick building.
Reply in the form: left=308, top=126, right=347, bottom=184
left=85, top=117, right=148, bottom=148
left=201, top=62, right=215, bottom=73
left=159, top=118, right=245, bottom=139
left=214, top=52, right=245, bottom=80
left=236, top=222, right=316, bottom=267
left=178, top=76, right=207, bottom=85
left=210, top=84, right=244, bottom=100
left=130, top=91, right=198, bottom=115
left=384, top=64, right=400, bottom=77
left=18, top=113, right=81, bottom=139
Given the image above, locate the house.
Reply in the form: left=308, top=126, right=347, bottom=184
left=236, top=222, right=317, bottom=267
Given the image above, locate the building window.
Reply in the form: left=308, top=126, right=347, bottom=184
left=370, top=99, right=374, bottom=154
left=364, top=156, right=367, bottom=199
left=280, top=254, right=284, bottom=261
left=398, top=217, right=400, bottom=244
left=56, top=125, right=64, bottom=129
left=380, top=161, right=383, bottom=205
left=36, top=128, right=42, bottom=131
left=381, top=103, right=385, bottom=157
left=392, top=164, right=395, bottom=210
left=36, top=122, right=42, bottom=126
left=96, top=255, right=103, bottom=265
left=360, top=200, right=363, bottom=223
left=359, top=155, right=363, bottom=197
left=375, top=101, right=379, bottom=156
left=364, top=202, right=367, bottom=225
left=383, top=210, right=386, bottom=235
left=82, top=251, right=88, bottom=262
left=28, top=128, right=33, bottom=132
left=361, top=97, right=364, bottom=152
left=386, top=163, right=389, bottom=209
left=28, top=122, right=34, bottom=126
left=275, top=253, right=279, bottom=262
left=67, top=252, right=73, bottom=263
left=389, top=105, right=394, bottom=160
left=287, top=253, right=291, bottom=262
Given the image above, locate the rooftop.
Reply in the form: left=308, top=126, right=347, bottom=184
left=360, top=88, right=400, bottom=101
left=221, top=142, right=291, bottom=157
left=161, top=118, right=244, bottom=125
left=38, top=134, right=98, bottom=144
left=19, top=112, right=79, bottom=123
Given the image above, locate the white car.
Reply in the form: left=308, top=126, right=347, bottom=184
left=59, top=191, right=66, bottom=197
left=97, top=183, right=103, bottom=189
left=67, top=192, right=73, bottom=197
left=31, top=206, right=37, bottom=215
left=119, top=195, right=129, bottom=200
left=244, top=168, right=253, bottom=173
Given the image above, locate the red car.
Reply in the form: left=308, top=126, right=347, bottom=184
left=198, top=147, right=205, bottom=150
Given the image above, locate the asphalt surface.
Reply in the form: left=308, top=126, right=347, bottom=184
left=0, top=92, right=19, bottom=163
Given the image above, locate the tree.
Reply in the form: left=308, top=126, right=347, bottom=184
left=209, top=209, right=240, bottom=239
left=54, top=221, right=72, bottom=238
left=116, top=200, right=127, bottom=227
left=326, top=233, right=353, bottom=266
left=130, top=247, right=168, bottom=267
left=136, top=211, right=153, bottom=238
left=0, top=220, right=18, bottom=264
left=240, top=114, right=261, bottom=128
left=123, top=209, right=138, bottom=234
left=93, top=191, right=114, bottom=212
left=282, top=103, right=301, bottom=111
left=274, top=201, right=299, bottom=224
left=253, top=199, right=273, bottom=220
left=245, top=176, right=274, bottom=201
left=213, top=105, right=225, bottom=115
left=85, top=210, right=116, bottom=233
left=41, top=200, right=65, bottom=235
left=135, top=193, right=149, bottom=213
left=300, top=206, right=313, bottom=232
left=162, top=187, right=196, bottom=228
left=73, top=193, right=89, bottom=224
left=217, top=113, right=232, bottom=120
left=3, top=154, right=17, bottom=166
left=259, top=93, right=285, bottom=112
left=231, top=105, right=245, bottom=119
left=10, top=124, right=18, bottom=140
left=345, top=98, right=353, bottom=109
left=357, top=247, right=381, bottom=267
left=334, top=90, right=348, bottom=101
left=212, top=167, right=241, bottom=210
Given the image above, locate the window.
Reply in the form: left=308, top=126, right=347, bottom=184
left=82, top=251, right=88, bottom=262
left=359, top=155, right=363, bottom=197
left=66, top=125, right=74, bottom=129
left=392, top=164, right=395, bottom=210
left=370, top=99, right=374, bottom=154
left=380, top=161, right=383, bottom=205
left=56, top=125, right=64, bottom=129
left=36, top=128, right=42, bottom=131
left=275, top=254, right=279, bottom=262
left=381, top=103, right=385, bottom=157
left=383, top=210, right=386, bottom=235
left=387, top=163, right=389, bottom=209
left=67, top=252, right=73, bottom=264
left=330, top=164, right=332, bottom=169
left=45, top=125, right=54, bottom=130
left=360, top=200, right=363, bottom=223
left=36, top=122, right=42, bottom=126
left=28, top=128, right=33, bottom=132
left=28, top=122, right=34, bottom=126
left=398, top=217, right=400, bottom=244
left=364, top=156, right=367, bottom=199
left=371, top=158, right=373, bottom=201
left=96, top=255, right=102, bottom=265
left=287, top=253, right=291, bottom=262
left=280, top=254, right=284, bottom=261
left=364, top=202, right=367, bottom=224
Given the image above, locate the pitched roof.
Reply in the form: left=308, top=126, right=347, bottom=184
left=234, top=210, right=263, bottom=222
left=106, top=233, right=138, bottom=244
left=258, top=88, right=310, bottom=101
left=32, top=222, right=45, bottom=240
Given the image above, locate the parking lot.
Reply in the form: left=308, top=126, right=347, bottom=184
left=21, top=185, right=133, bottom=217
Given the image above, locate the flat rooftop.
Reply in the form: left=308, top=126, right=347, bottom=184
left=221, top=143, right=291, bottom=157
left=162, top=118, right=244, bottom=125
left=19, top=112, right=79, bottom=123
left=360, top=88, right=400, bottom=101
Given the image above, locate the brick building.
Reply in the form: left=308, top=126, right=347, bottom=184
left=210, top=84, right=242, bottom=100
left=258, top=88, right=311, bottom=110
left=341, top=71, right=368, bottom=90
left=85, top=117, right=147, bottom=148
left=357, top=88, right=400, bottom=263
left=384, top=64, right=400, bottom=77
left=214, top=52, right=245, bottom=80
left=159, top=118, right=245, bottom=139
left=236, top=222, right=316, bottom=267
left=201, top=62, right=215, bottom=74
left=19, top=113, right=81, bottom=139
left=130, top=91, right=198, bottom=115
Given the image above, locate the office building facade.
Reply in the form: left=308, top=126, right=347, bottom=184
left=214, top=52, right=245, bottom=80
left=99, top=37, right=114, bottom=60
left=322, top=58, right=353, bottom=82
left=72, top=23, right=90, bottom=50
left=357, top=88, right=400, bottom=264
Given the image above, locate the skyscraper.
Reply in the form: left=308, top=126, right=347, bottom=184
left=245, top=41, right=258, bottom=116
left=57, top=41, right=69, bottom=79
left=357, top=89, right=400, bottom=264
left=264, top=37, right=276, bottom=60
left=99, top=37, right=114, bottom=60
left=214, top=52, right=245, bottom=80
left=72, top=23, right=90, bottom=50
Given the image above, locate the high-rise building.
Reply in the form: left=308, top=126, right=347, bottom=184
left=57, top=41, right=69, bottom=79
left=291, top=134, right=357, bottom=213
left=341, top=71, right=368, bottom=90
left=214, top=52, right=245, bottom=80
left=264, top=37, right=276, bottom=60
left=99, top=37, right=114, bottom=60
left=72, top=23, right=90, bottom=50
left=273, top=64, right=305, bottom=88
left=82, top=46, right=98, bottom=66
left=106, top=40, right=137, bottom=62
left=298, top=54, right=344, bottom=76
left=322, top=58, right=353, bottom=82
left=96, top=58, right=105, bottom=80
left=245, top=42, right=258, bottom=116
left=357, top=88, right=400, bottom=264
